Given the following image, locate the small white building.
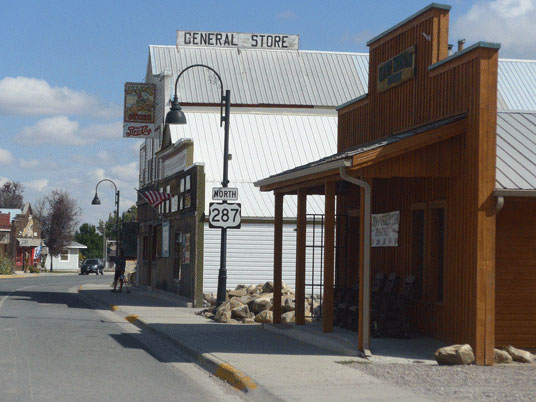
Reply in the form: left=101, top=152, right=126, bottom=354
left=44, top=241, right=87, bottom=272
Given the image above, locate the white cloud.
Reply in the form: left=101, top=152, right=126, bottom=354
left=0, top=76, right=121, bottom=118
left=15, top=116, right=122, bottom=146
left=130, top=140, right=143, bottom=156
left=19, top=159, right=39, bottom=169
left=110, top=162, right=138, bottom=182
left=24, top=179, right=48, bottom=192
left=0, top=148, right=15, bottom=165
left=452, top=0, right=536, bottom=58
left=97, top=151, right=111, bottom=162
left=0, top=177, right=9, bottom=186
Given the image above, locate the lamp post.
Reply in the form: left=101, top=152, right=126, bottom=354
left=92, top=179, right=120, bottom=261
left=166, top=64, right=230, bottom=307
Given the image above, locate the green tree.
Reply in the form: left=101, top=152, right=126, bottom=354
left=97, top=205, right=137, bottom=240
left=75, top=223, right=103, bottom=259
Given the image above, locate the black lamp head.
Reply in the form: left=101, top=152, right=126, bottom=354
left=165, top=95, right=187, bottom=125
left=91, top=193, right=101, bottom=205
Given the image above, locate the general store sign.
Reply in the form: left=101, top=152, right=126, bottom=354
left=123, top=82, right=157, bottom=138
left=377, top=46, right=415, bottom=92
left=177, top=31, right=299, bottom=51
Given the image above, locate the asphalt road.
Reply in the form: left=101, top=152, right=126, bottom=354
left=0, top=274, right=244, bottom=402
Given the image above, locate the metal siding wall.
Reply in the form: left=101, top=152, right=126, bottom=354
left=203, top=222, right=324, bottom=294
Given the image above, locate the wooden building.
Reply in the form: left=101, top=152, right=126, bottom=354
left=256, top=3, right=536, bottom=365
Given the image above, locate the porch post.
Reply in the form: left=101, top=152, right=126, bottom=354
left=273, top=193, right=284, bottom=324
left=296, top=189, right=307, bottom=325
left=323, top=181, right=335, bottom=332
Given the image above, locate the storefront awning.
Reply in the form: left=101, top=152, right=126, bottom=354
left=17, top=238, right=41, bottom=247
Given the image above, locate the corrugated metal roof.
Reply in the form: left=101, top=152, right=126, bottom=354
left=149, top=46, right=369, bottom=107
left=498, top=60, right=536, bottom=112
left=496, top=111, right=536, bottom=191
left=168, top=110, right=336, bottom=217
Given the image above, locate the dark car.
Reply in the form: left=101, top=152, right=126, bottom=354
left=80, top=258, right=104, bottom=275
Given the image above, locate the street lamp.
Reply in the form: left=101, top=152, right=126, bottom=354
left=92, top=179, right=120, bottom=260
left=166, top=64, right=231, bottom=307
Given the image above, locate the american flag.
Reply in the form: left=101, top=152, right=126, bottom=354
left=139, top=190, right=173, bottom=208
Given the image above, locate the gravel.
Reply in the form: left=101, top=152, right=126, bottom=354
left=347, top=362, right=536, bottom=401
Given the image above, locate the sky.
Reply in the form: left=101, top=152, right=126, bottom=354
left=1, top=0, right=535, bottom=226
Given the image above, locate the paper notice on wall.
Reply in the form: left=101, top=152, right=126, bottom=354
left=371, top=211, right=399, bottom=247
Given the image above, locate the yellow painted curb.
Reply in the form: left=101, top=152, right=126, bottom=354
left=215, top=363, right=257, bottom=391
left=0, top=275, right=25, bottom=278
left=110, top=305, right=118, bottom=311
left=124, top=314, right=139, bottom=323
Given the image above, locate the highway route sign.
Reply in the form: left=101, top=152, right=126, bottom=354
left=209, top=202, right=241, bottom=229
left=212, top=187, right=238, bottom=201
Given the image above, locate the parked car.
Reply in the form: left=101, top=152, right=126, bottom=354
left=80, top=258, right=104, bottom=275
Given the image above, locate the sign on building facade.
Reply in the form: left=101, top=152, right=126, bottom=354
left=123, top=83, right=157, bottom=138
left=177, top=31, right=299, bottom=51
left=371, top=211, right=399, bottom=247
left=377, top=46, right=415, bottom=92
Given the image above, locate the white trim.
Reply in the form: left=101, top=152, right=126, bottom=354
left=494, top=189, right=536, bottom=197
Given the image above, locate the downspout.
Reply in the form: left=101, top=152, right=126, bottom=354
left=339, top=167, right=371, bottom=355
left=495, top=196, right=504, bottom=214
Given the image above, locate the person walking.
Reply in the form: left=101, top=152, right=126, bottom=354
left=112, top=249, right=126, bottom=293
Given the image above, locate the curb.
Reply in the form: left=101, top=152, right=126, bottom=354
left=76, top=287, right=268, bottom=397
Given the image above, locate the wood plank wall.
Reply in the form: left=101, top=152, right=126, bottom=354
left=496, top=197, right=536, bottom=346
left=336, top=6, right=499, bottom=361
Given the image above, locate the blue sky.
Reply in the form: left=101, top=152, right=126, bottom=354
left=1, top=0, right=534, bottom=225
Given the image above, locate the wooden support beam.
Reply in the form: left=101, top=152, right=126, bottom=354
left=273, top=193, right=284, bottom=324
left=323, top=181, right=335, bottom=332
left=295, top=189, right=307, bottom=325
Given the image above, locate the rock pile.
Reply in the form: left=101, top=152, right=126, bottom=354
left=434, top=343, right=535, bottom=365
left=197, top=281, right=321, bottom=325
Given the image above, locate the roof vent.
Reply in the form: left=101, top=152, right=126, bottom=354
left=448, top=44, right=454, bottom=56
left=457, top=39, right=465, bottom=52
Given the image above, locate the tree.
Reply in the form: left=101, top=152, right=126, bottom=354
left=35, top=190, right=81, bottom=271
left=75, top=223, right=103, bottom=260
left=98, top=205, right=137, bottom=240
left=0, top=181, right=24, bottom=208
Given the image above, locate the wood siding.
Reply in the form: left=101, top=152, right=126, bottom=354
left=337, top=6, right=498, bottom=364
left=496, top=197, right=536, bottom=346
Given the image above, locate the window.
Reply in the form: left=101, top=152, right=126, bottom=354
left=60, top=249, right=69, bottom=261
left=411, top=201, right=446, bottom=303
left=179, top=174, right=192, bottom=210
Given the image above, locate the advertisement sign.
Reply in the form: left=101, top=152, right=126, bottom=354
left=177, top=31, right=299, bottom=51
left=377, top=46, right=415, bottom=92
left=371, top=211, right=399, bottom=247
left=123, top=83, right=156, bottom=138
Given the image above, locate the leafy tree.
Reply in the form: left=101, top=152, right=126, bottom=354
left=75, top=223, right=103, bottom=260
left=0, top=181, right=24, bottom=208
left=97, top=205, right=137, bottom=240
left=35, top=190, right=81, bottom=271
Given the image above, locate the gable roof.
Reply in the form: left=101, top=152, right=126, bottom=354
left=149, top=45, right=369, bottom=107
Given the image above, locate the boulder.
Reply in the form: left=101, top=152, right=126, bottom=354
left=262, top=281, right=274, bottom=293
left=283, top=297, right=295, bottom=312
left=228, top=288, right=248, bottom=298
left=238, top=295, right=254, bottom=305
left=254, top=310, right=273, bottom=324
left=228, top=297, right=244, bottom=310
left=252, top=297, right=272, bottom=314
left=494, top=348, right=513, bottom=364
left=281, top=311, right=295, bottom=324
left=231, top=304, right=250, bottom=320
left=246, top=284, right=257, bottom=294
left=242, top=317, right=256, bottom=324
left=505, top=345, right=535, bottom=363
left=282, top=282, right=294, bottom=295
left=258, top=292, right=274, bottom=301
left=204, top=312, right=214, bottom=320
left=434, top=344, right=475, bottom=365
left=215, top=308, right=232, bottom=323
left=235, top=284, right=247, bottom=290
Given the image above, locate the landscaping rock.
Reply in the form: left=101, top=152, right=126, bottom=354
left=283, top=297, right=295, bottom=312
left=252, top=297, right=272, bottom=314
left=434, top=344, right=475, bottom=365
left=215, top=308, right=231, bottom=323
left=228, top=288, right=248, bottom=298
left=228, top=297, right=244, bottom=310
left=231, top=304, right=250, bottom=319
left=262, top=281, right=274, bottom=293
left=494, top=348, right=513, bottom=364
left=242, top=317, right=256, bottom=324
left=254, top=310, right=273, bottom=324
left=282, top=282, right=294, bottom=295
left=505, top=345, right=535, bottom=363
left=281, top=311, right=296, bottom=324
left=246, top=284, right=257, bottom=294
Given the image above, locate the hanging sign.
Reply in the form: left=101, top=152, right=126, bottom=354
left=371, top=211, right=399, bottom=247
left=377, top=46, right=415, bottom=92
left=177, top=31, right=299, bottom=51
left=123, top=82, right=157, bottom=138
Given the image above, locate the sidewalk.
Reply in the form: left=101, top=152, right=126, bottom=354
left=78, top=283, right=431, bottom=402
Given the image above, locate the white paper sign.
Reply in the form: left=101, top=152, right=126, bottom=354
left=371, top=211, right=399, bottom=247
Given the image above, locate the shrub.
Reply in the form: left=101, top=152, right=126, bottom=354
left=0, top=253, right=13, bottom=275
